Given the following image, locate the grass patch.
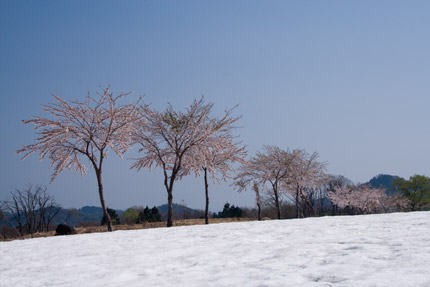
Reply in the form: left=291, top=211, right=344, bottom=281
left=1, top=217, right=255, bottom=241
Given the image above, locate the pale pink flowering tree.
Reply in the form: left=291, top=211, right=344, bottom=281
left=327, top=185, right=357, bottom=212
left=188, top=120, right=247, bottom=224
left=381, top=192, right=410, bottom=212
left=131, top=98, right=238, bottom=227
left=324, top=175, right=353, bottom=215
left=235, top=145, right=296, bottom=219
left=327, top=185, right=409, bottom=214
left=17, top=88, right=141, bottom=231
left=284, top=150, right=327, bottom=218
left=328, top=185, right=384, bottom=214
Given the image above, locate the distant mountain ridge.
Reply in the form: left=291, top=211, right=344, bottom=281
left=50, top=206, right=109, bottom=227
left=51, top=203, right=203, bottom=227
left=365, top=174, right=400, bottom=195
left=157, top=203, right=204, bottom=220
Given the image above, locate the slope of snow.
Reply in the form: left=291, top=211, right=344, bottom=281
left=1, top=212, right=429, bottom=287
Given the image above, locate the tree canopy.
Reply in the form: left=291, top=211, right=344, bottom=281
left=392, top=175, right=430, bottom=211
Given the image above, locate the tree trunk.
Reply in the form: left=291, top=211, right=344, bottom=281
left=167, top=188, right=173, bottom=227
left=295, top=188, right=300, bottom=218
left=331, top=204, right=336, bottom=216
left=96, top=169, right=112, bottom=232
left=273, top=189, right=281, bottom=220
left=305, top=199, right=313, bottom=217
left=253, top=183, right=261, bottom=221
left=257, top=202, right=261, bottom=221
left=12, top=199, right=24, bottom=237
left=163, top=169, right=176, bottom=228
left=204, top=167, right=209, bottom=224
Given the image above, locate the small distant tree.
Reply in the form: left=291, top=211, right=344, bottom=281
left=3, top=185, right=61, bottom=237
left=324, top=175, right=353, bottom=215
left=150, top=206, right=162, bottom=222
left=122, top=208, right=139, bottom=225
left=132, top=98, right=236, bottom=227
left=136, top=206, right=162, bottom=223
left=101, top=208, right=120, bottom=226
left=136, top=206, right=150, bottom=224
left=215, top=203, right=243, bottom=218
left=285, top=150, right=327, bottom=218
left=235, top=145, right=295, bottom=219
left=17, top=88, right=141, bottom=232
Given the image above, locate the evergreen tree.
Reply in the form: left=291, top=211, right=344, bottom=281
left=136, top=206, right=162, bottom=223
left=150, top=206, right=162, bottom=222
left=215, top=203, right=243, bottom=218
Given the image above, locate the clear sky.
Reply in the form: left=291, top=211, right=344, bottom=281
left=1, top=0, right=430, bottom=211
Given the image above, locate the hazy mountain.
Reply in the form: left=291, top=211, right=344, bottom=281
left=365, top=174, right=400, bottom=195
left=50, top=204, right=203, bottom=226
left=157, top=203, right=204, bottom=220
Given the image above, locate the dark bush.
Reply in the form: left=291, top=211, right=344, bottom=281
left=55, top=224, right=76, bottom=235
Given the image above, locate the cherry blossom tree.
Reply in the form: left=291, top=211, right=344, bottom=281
left=381, top=192, right=410, bottom=212
left=190, top=126, right=247, bottom=224
left=324, top=175, right=353, bottom=215
left=235, top=145, right=296, bottom=219
left=285, top=150, right=327, bottom=218
left=327, top=185, right=409, bottom=214
left=17, top=88, right=141, bottom=231
left=131, top=98, right=236, bottom=227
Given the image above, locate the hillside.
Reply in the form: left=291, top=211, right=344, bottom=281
left=366, top=174, right=400, bottom=195
left=1, top=212, right=429, bottom=286
left=48, top=204, right=203, bottom=227
left=157, top=203, right=204, bottom=219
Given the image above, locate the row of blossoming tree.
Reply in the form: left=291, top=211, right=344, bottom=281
left=17, top=88, right=246, bottom=231
left=235, top=147, right=410, bottom=219
left=235, top=146, right=327, bottom=219
left=17, top=87, right=410, bottom=231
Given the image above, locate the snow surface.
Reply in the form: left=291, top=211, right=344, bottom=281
left=1, top=212, right=430, bottom=287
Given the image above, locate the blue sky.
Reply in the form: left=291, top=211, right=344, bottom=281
left=1, top=1, right=430, bottom=211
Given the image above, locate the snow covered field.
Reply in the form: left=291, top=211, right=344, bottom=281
left=1, top=212, right=429, bottom=287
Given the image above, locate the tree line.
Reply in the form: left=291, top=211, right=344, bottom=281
left=1, top=173, right=428, bottom=239
left=1, top=185, right=60, bottom=238
left=10, top=87, right=428, bottom=233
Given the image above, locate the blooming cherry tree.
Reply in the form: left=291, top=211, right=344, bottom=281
left=235, top=145, right=295, bottom=219
left=328, top=185, right=409, bottom=214
left=285, top=150, right=327, bottom=218
left=131, top=98, right=237, bottom=227
left=189, top=116, right=247, bottom=224
left=17, top=87, right=141, bottom=231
